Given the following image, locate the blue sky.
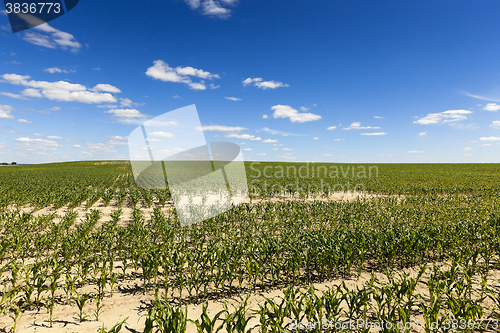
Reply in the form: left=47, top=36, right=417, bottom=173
left=1, top=0, right=500, bottom=164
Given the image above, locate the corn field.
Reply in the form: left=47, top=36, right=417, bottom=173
left=0, top=161, right=499, bottom=332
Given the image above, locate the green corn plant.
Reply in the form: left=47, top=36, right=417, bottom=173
left=109, top=272, right=118, bottom=297
left=256, top=294, right=289, bottom=333
left=98, top=317, right=128, bottom=333
left=43, top=295, right=55, bottom=327
left=9, top=305, right=22, bottom=333
left=322, top=285, right=343, bottom=323
left=21, top=274, right=34, bottom=309
left=0, top=284, right=17, bottom=316
left=10, top=261, right=20, bottom=290
left=224, top=294, right=256, bottom=333
left=94, top=293, right=105, bottom=321
left=76, top=293, right=90, bottom=322
left=189, top=301, right=226, bottom=333
left=95, top=267, right=108, bottom=298
left=143, top=300, right=187, bottom=333
left=63, top=272, right=77, bottom=305
left=34, top=269, right=47, bottom=310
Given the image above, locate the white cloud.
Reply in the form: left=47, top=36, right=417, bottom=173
left=105, top=108, right=148, bottom=124
left=188, top=82, right=207, bottom=90
left=374, top=116, right=383, bottom=119
left=481, top=144, right=492, bottom=147
left=278, top=155, right=296, bottom=160
left=225, top=133, right=261, bottom=140
left=83, top=142, right=116, bottom=154
left=463, top=92, right=500, bottom=102
left=414, top=110, right=473, bottom=125
left=360, top=132, right=387, bottom=136
left=243, top=77, right=289, bottom=90
left=96, top=104, right=118, bottom=109
left=120, top=98, right=133, bottom=107
left=185, top=0, right=201, bottom=9
left=419, top=132, right=427, bottom=136
left=225, top=97, right=241, bottom=101
left=0, top=92, right=28, bottom=99
left=93, top=84, right=121, bottom=93
left=257, top=153, right=266, bottom=156
left=47, top=135, right=62, bottom=139
left=260, top=127, right=307, bottom=137
left=327, top=126, right=336, bottom=130
left=343, top=122, right=381, bottom=130
left=334, top=138, right=344, bottom=141
left=479, top=136, right=500, bottom=141
left=300, top=106, right=310, bottom=112
left=408, top=150, right=424, bottom=153
left=47, top=106, right=60, bottom=111
left=145, top=60, right=219, bottom=90
left=0, top=105, right=14, bottom=119
left=263, top=139, right=278, bottom=143
left=146, top=61, right=184, bottom=82
left=484, top=103, right=500, bottom=112
left=21, top=20, right=81, bottom=52
left=172, top=95, right=181, bottom=99
left=197, top=125, right=246, bottom=132
left=2, top=74, right=118, bottom=104
left=44, top=67, right=75, bottom=74
left=202, top=0, right=232, bottom=17
left=92, top=68, right=101, bottom=71
left=16, top=137, right=60, bottom=147
left=272, top=148, right=278, bottom=150
left=313, top=137, right=319, bottom=140
left=108, top=135, right=128, bottom=140
left=184, top=0, right=236, bottom=18
left=18, top=119, right=32, bottom=123
left=462, top=147, right=472, bottom=151
left=145, top=119, right=179, bottom=127
left=22, top=88, right=43, bottom=97
left=324, top=154, right=333, bottom=156
left=282, top=148, right=293, bottom=151
left=243, top=148, right=252, bottom=151
left=262, top=115, right=269, bottom=119
left=490, top=121, right=500, bottom=128
left=271, top=105, right=321, bottom=123
left=175, top=66, right=220, bottom=79
left=149, top=131, right=174, bottom=138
